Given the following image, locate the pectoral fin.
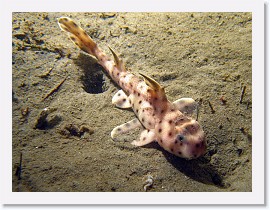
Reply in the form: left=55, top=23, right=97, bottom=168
left=131, top=129, right=156, bottom=147
left=173, top=98, right=197, bottom=115
left=111, top=118, right=143, bottom=140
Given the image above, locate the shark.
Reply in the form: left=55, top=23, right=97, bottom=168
left=58, top=17, right=206, bottom=159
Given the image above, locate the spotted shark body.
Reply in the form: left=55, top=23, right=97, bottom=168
left=58, top=17, right=206, bottom=159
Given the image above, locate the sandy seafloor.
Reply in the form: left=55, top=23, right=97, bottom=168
left=12, top=12, right=252, bottom=192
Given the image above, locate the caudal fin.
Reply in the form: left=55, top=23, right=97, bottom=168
left=58, top=17, right=97, bottom=57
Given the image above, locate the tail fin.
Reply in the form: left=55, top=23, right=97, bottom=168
left=58, top=17, right=97, bottom=57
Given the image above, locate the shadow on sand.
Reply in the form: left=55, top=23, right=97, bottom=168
left=161, top=148, right=225, bottom=188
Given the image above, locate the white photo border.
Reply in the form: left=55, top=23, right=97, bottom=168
left=0, top=0, right=265, bottom=205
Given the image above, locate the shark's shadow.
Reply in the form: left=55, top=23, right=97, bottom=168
left=144, top=143, right=225, bottom=188
left=164, top=150, right=224, bottom=187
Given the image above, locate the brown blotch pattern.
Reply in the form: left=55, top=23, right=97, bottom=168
left=72, top=22, right=78, bottom=28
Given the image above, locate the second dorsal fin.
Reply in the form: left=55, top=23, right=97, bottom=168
left=108, top=46, right=126, bottom=71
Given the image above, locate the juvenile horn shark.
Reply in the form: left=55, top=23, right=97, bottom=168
left=58, top=17, right=206, bottom=159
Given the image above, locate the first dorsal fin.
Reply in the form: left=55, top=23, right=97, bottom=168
left=139, top=73, right=166, bottom=99
left=139, top=73, right=167, bottom=100
left=139, top=73, right=162, bottom=91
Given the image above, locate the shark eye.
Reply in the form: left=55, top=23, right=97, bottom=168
left=176, top=134, right=185, bottom=142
